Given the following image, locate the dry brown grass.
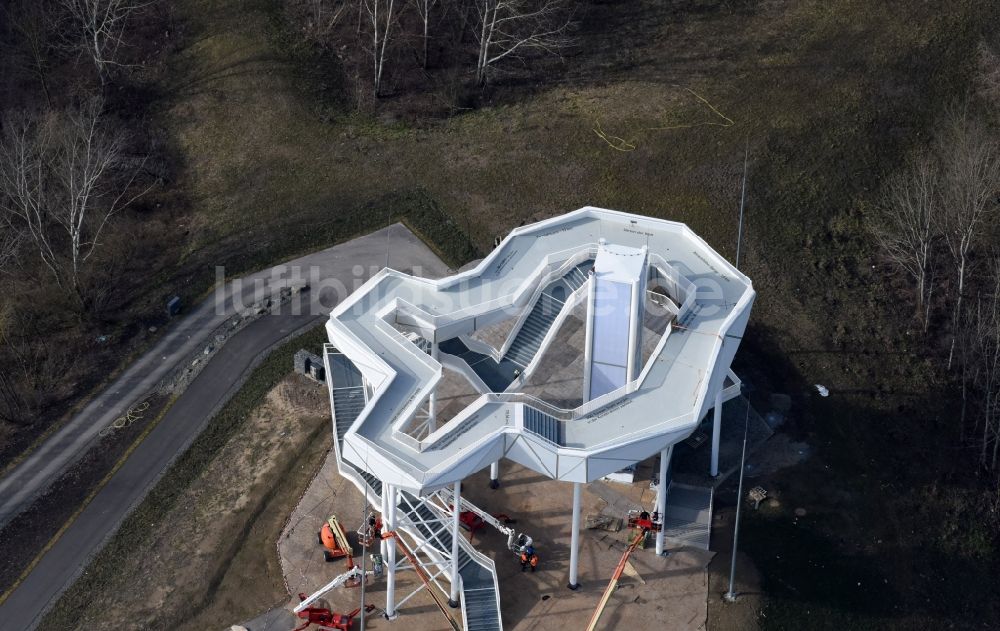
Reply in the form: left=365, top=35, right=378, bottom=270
left=43, top=375, right=330, bottom=631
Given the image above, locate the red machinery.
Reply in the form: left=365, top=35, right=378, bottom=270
left=292, top=594, right=374, bottom=631
left=626, top=510, right=662, bottom=534
left=457, top=509, right=514, bottom=538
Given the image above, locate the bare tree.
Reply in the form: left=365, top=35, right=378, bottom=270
left=59, top=0, right=148, bottom=85
left=474, top=0, right=571, bottom=85
left=364, top=0, right=399, bottom=97
left=978, top=42, right=1000, bottom=109
left=0, top=305, right=26, bottom=425
left=967, top=259, right=1000, bottom=469
left=4, top=1, right=56, bottom=106
left=937, top=109, right=1000, bottom=369
left=0, top=212, right=23, bottom=275
left=0, top=112, right=59, bottom=286
left=869, top=154, right=940, bottom=331
left=411, top=0, right=440, bottom=69
left=0, top=100, right=151, bottom=305
left=0, top=305, right=72, bottom=425
left=292, top=0, right=349, bottom=42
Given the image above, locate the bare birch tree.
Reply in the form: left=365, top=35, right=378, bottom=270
left=937, top=110, right=1000, bottom=369
left=4, top=1, right=56, bottom=106
left=968, top=259, right=1000, bottom=469
left=411, top=0, right=440, bottom=69
left=869, top=154, right=940, bottom=330
left=60, top=0, right=148, bottom=85
left=474, top=0, right=572, bottom=85
left=0, top=112, right=60, bottom=286
left=978, top=42, right=1000, bottom=109
left=0, top=100, right=151, bottom=306
left=0, top=213, right=23, bottom=275
left=364, top=0, right=399, bottom=97
left=292, top=0, right=349, bottom=42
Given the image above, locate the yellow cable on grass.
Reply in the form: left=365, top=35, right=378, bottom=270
left=593, top=86, right=736, bottom=152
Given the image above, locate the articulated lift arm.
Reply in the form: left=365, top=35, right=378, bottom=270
left=294, top=566, right=370, bottom=613
left=437, top=487, right=533, bottom=554
left=382, top=531, right=463, bottom=631
left=586, top=529, right=647, bottom=631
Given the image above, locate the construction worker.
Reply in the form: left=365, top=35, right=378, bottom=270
left=521, top=545, right=539, bottom=572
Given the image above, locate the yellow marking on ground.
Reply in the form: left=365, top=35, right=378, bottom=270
left=0, top=395, right=178, bottom=607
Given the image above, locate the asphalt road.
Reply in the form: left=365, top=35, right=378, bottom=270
left=0, top=224, right=448, bottom=631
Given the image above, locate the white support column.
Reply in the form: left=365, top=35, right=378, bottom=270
left=582, top=271, right=596, bottom=402
left=380, top=487, right=389, bottom=560
left=626, top=278, right=642, bottom=382
left=385, top=484, right=398, bottom=619
left=428, top=341, right=439, bottom=433
left=711, top=389, right=723, bottom=477
left=655, top=446, right=672, bottom=556
left=490, top=460, right=500, bottom=489
left=449, top=481, right=462, bottom=608
left=567, top=482, right=582, bottom=590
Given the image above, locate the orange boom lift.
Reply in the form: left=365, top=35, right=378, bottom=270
left=319, top=514, right=354, bottom=563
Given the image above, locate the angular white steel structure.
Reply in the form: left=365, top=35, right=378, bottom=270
left=323, top=207, right=754, bottom=629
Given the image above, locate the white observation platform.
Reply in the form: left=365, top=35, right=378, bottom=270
left=321, top=207, right=754, bottom=629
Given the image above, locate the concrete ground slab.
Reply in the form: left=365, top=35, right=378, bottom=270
left=521, top=293, right=673, bottom=411
left=435, top=367, right=483, bottom=425
left=275, top=453, right=712, bottom=630
left=238, top=607, right=297, bottom=631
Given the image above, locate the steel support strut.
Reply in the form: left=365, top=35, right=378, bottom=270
left=449, top=481, right=461, bottom=607
left=568, top=482, right=582, bottom=589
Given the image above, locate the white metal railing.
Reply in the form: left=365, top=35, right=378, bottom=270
left=720, top=369, right=743, bottom=402
left=401, top=290, right=758, bottom=462
left=390, top=244, right=596, bottom=338
left=647, top=252, right=696, bottom=321
left=357, top=272, right=715, bottom=458
left=335, top=246, right=600, bottom=452
left=437, top=352, right=491, bottom=395
left=329, top=210, right=755, bottom=485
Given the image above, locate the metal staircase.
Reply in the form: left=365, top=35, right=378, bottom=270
left=660, top=483, right=713, bottom=550
left=523, top=406, right=564, bottom=446
left=326, top=346, right=503, bottom=630
left=439, top=261, right=592, bottom=390
left=331, top=388, right=366, bottom=438
left=463, top=587, right=503, bottom=631
left=505, top=293, right=564, bottom=367
left=564, top=262, right=590, bottom=291
left=505, top=262, right=591, bottom=368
